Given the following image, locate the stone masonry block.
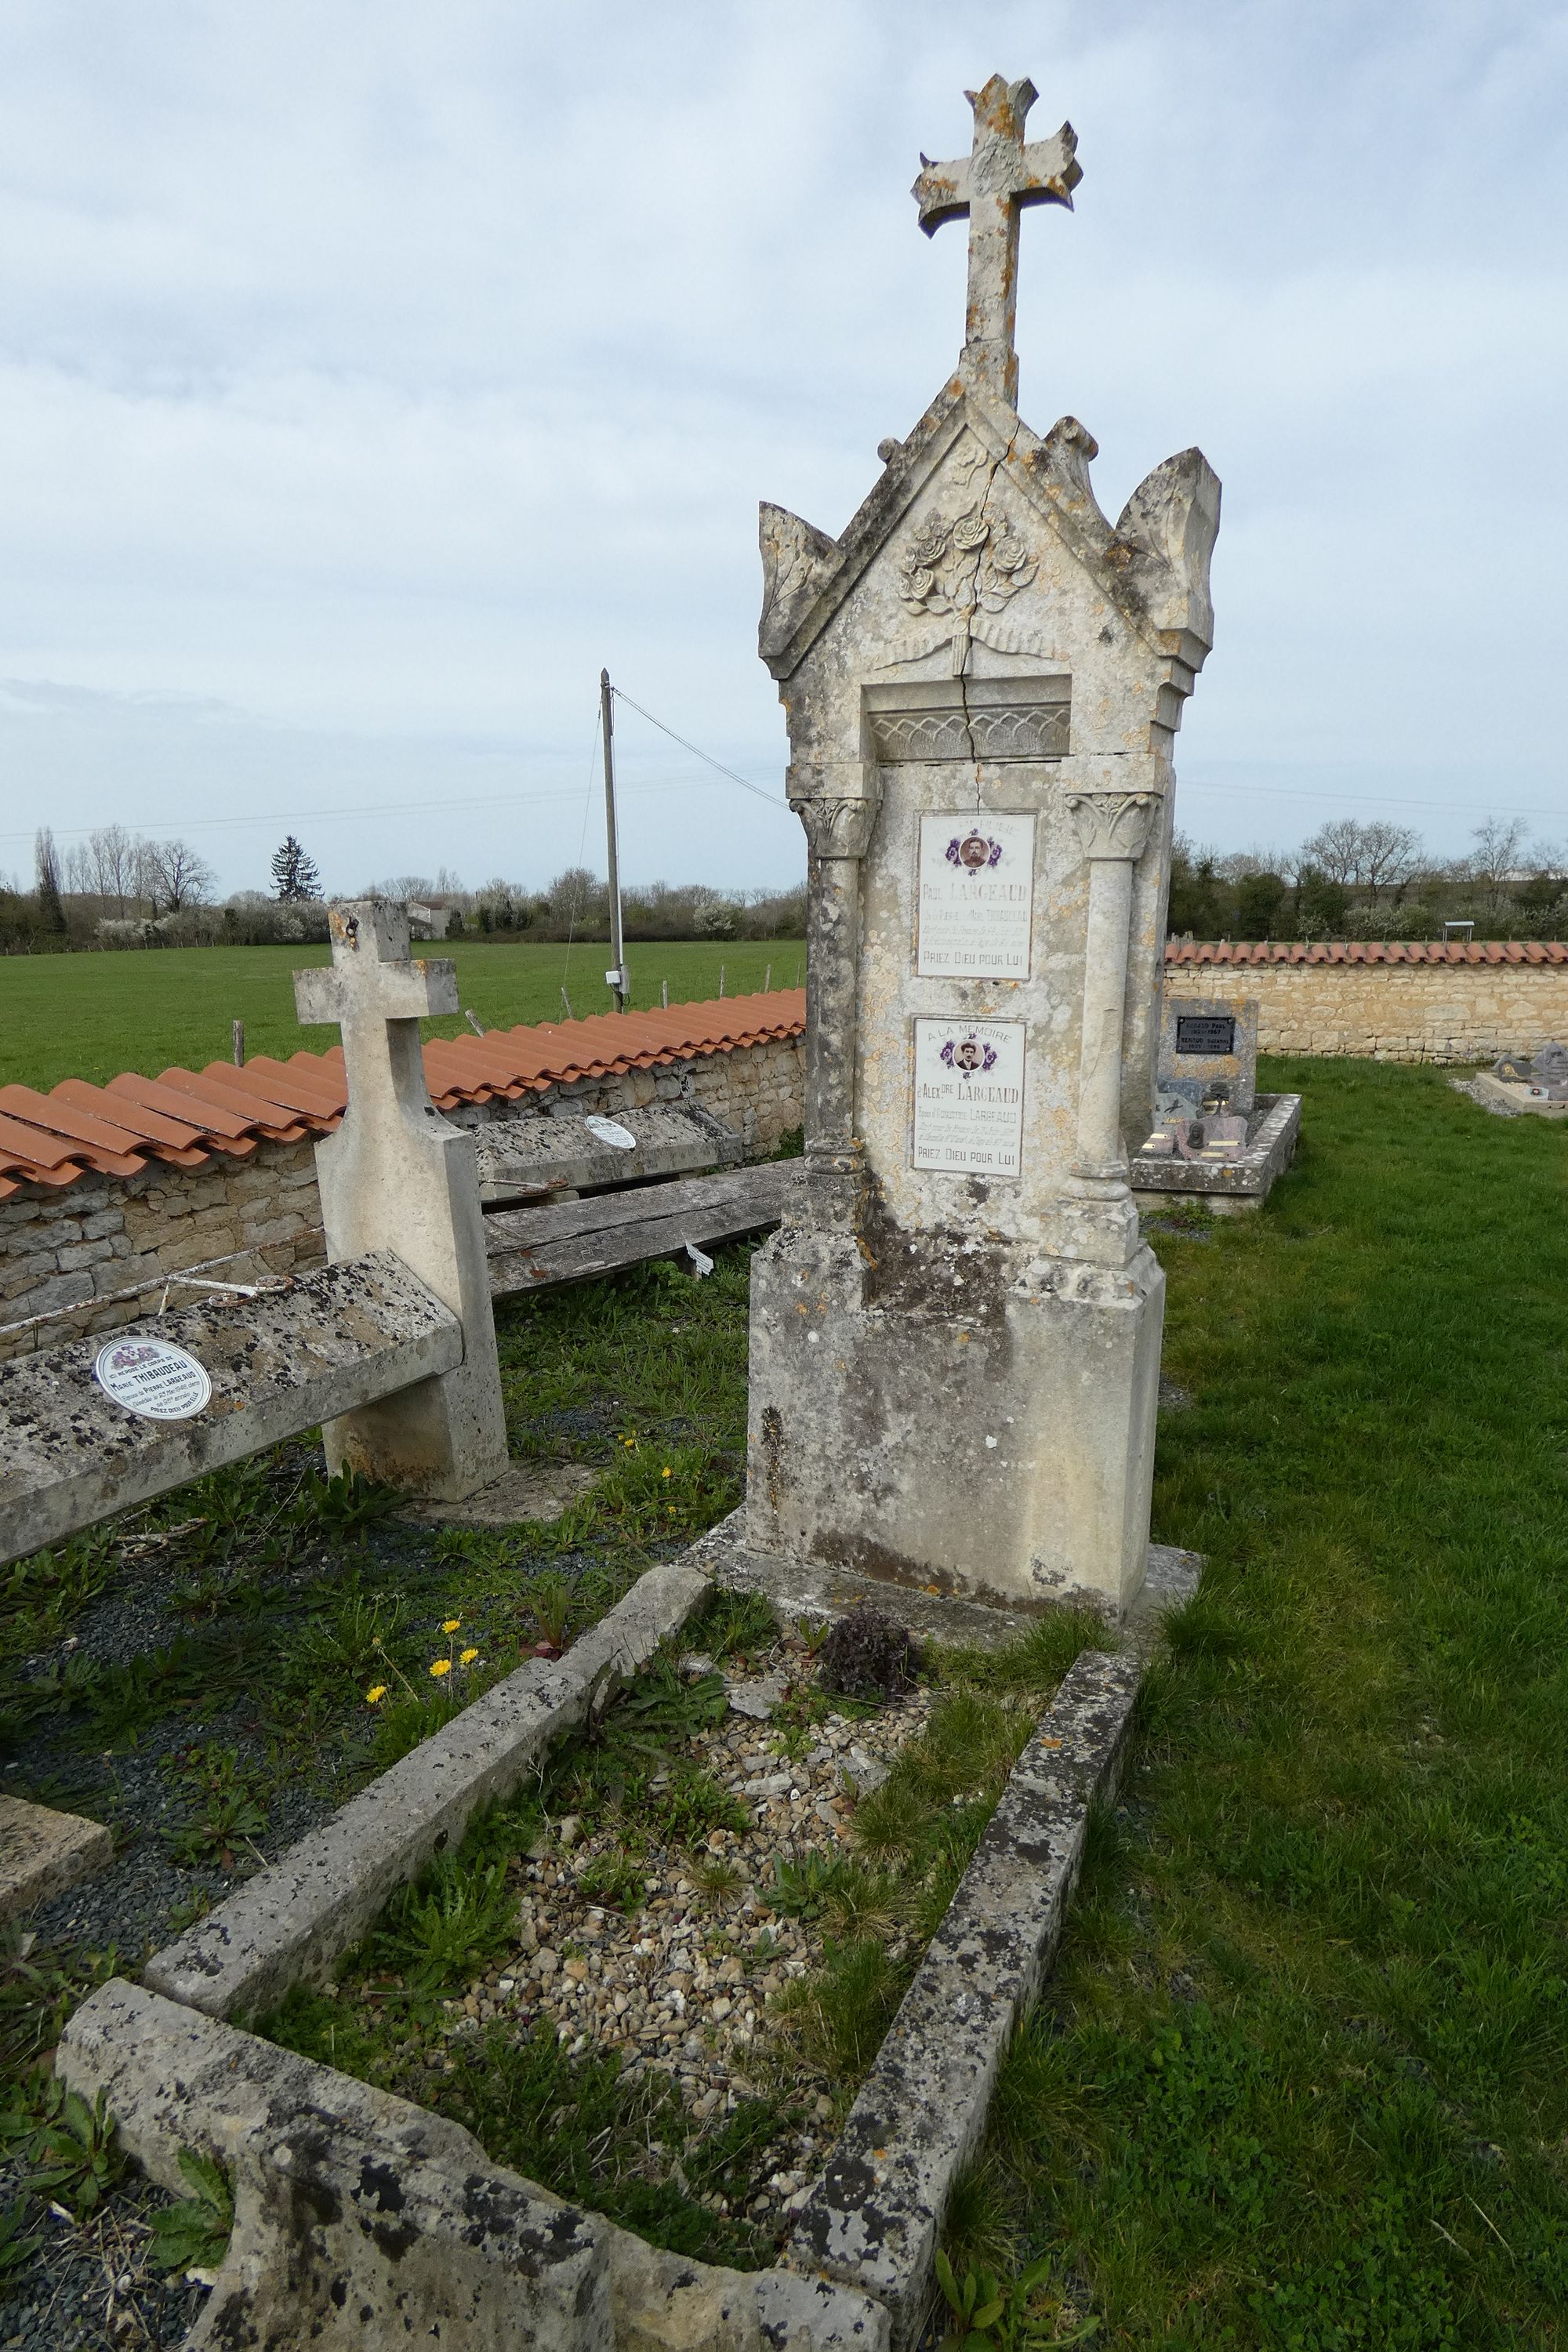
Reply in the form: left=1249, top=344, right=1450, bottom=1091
left=0, top=1793, right=113, bottom=1923
left=32, top=1219, right=85, bottom=1250
left=15, top=1269, right=93, bottom=1320
left=60, top=1980, right=888, bottom=2352
left=56, top=1240, right=115, bottom=1275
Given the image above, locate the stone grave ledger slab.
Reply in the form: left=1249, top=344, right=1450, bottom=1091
left=1158, top=992, right=1258, bottom=1116
left=0, top=1252, right=461, bottom=1570
left=746, top=72, right=1219, bottom=1616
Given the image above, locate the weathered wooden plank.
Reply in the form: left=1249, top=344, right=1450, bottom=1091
left=0, top=1250, right=460, bottom=1568
left=488, top=1161, right=798, bottom=1295
left=485, top=1159, right=793, bottom=1254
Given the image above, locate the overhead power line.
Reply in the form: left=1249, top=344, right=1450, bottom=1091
left=609, top=688, right=794, bottom=816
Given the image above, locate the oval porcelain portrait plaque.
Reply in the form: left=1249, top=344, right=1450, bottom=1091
left=94, top=1335, right=213, bottom=1421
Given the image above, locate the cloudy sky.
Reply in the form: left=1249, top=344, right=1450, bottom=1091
left=0, top=0, right=1563, bottom=900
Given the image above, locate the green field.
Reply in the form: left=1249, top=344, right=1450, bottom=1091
left=0, top=938, right=804, bottom=1094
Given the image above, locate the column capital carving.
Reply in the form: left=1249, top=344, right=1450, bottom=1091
left=792, top=793, right=881, bottom=860
left=1064, top=788, right=1160, bottom=863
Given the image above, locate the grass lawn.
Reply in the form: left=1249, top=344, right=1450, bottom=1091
left=0, top=938, right=804, bottom=1093
left=960, top=1058, right=1568, bottom=2345
left=5, top=1059, right=1568, bottom=2344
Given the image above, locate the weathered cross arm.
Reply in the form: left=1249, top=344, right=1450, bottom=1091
left=910, top=73, right=1082, bottom=407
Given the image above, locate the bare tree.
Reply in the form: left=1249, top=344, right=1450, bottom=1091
left=144, top=837, right=215, bottom=913
left=1298, top=818, right=1369, bottom=886
left=75, top=824, right=140, bottom=913
left=1356, top=821, right=1421, bottom=902
left=1468, top=816, right=1532, bottom=903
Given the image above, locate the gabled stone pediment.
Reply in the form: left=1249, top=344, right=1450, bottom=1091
left=758, top=374, right=1220, bottom=684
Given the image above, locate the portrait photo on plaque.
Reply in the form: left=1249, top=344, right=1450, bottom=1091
left=915, top=811, right=1036, bottom=978
left=912, top=1017, right=1026, bottom=1175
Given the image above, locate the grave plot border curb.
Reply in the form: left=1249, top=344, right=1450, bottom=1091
left=786, top=1648, right=1140, bottom=2346
left=144, top=1554, right=711, bottom=2023
left=60, top=1548, right=1189, bottom=2351
left=1131, top=1089, right=1302, bottom=1215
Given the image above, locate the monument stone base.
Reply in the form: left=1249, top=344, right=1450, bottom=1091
left=746, top=1220, right=1163, bottom=1619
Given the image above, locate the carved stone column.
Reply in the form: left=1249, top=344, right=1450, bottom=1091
left=790, top=782, right=880, bottom=1212
left=1064, top=789, right=1160, bottom=1185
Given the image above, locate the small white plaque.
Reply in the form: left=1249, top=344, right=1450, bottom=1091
left=94, top=1335, right=212, bottom=1421
left=916, top=811, right=1036, bottom=978
left=912, top=1018, right=1026, bottom=1176
left=583, top=1116, right=637, bottom=1149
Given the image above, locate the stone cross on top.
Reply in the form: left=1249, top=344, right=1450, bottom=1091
left=295, top=898, right=458, bottom=1123
left=913, top=73, right=1081, bottom=408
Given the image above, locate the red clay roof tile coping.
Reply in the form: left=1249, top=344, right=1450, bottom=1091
left=0, top=990, right=807, bottom=1201
left=1163, top=940, right=1568, bottom=967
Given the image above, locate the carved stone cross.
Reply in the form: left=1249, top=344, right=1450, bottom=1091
left=294, top=898, right=509, bottom=1497
left=912, top=73, right=1081, bottom=407
left=295, top=898, right=458, bottom=1134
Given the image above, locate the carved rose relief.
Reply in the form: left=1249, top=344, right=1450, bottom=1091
left=895, top=506, right=1037, bottom=623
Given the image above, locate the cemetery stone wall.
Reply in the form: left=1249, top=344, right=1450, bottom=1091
left=1163, top=943, right=1568, bottom=1063
left=0, top=1031, right=804, bottom=1363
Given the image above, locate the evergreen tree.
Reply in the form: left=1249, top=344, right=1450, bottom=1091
left=271, top=836, right=322, bottom=902
left=34, top=826, right=66, bottom=934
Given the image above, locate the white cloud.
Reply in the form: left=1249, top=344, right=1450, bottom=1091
left=0, top=0, right=1563, bottom=891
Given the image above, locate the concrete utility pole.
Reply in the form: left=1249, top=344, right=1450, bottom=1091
left=601, top=670, right=629, bottom=1011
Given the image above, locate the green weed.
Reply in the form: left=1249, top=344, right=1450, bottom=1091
left=147, top=2147, right=234, bottom=2277
left=164, top=1743, right=267, bottom=1871
left=579, top=1849, right=648, bottom=1914
left=0, top=2198, right=42, bottom=2281
left=771, top=1935, right=906, bottom=2077
left=2, top=2077, right=124, bottom=2218
left=372, top=1854, right=517, bottom=1993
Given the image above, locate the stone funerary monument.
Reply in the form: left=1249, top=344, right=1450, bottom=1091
left=746, top=75, right=1220, bottom=1617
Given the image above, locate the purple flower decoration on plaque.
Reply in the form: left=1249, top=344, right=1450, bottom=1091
left=940, top=1033, right=998, bottom=1076
left=946, top=829, right=1004, bottom=873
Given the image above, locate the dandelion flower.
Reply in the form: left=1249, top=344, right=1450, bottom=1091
left=441, top=1618, right=461, bottom=1635
left=459, top=1646, right=479, bottom=1666
left=430, top=1658, right=452, bottom=1679
left=661, top=1467, right=672, bottom=1479
left=365, top=1685, right=387, bottom=1705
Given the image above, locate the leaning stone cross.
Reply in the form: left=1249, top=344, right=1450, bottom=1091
left=294, top=899, right=509, bottom=1498
left=912, top=73, right=1080, bottom=405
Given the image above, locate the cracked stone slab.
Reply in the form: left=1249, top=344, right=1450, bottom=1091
left=60, top=1980, right=888, bottom=2352
left=786, top=1647, right=1143, bottom=2343
left=143, top=1557, right=711, bottom=2023
left=0, top=1249, right=461, bottom=1570
left=0, top=1793, right=113, bottom=1923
